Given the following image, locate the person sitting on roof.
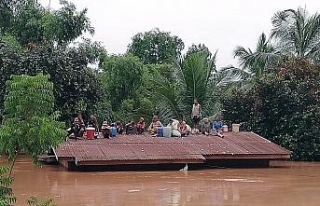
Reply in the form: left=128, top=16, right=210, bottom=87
left=167, top=119, right=181, bottom=137
left=87, top=115, right=99, bottom=132
left=115, top=120, right=124, bottom=134
left=148, top=115, right=163, bottom=135
left=177, top=119, right=189, bottom=137
left=66, top=118, right=78, bottom=140
left=184, top=122, right=192, bottom=135
left=110, top=123, right=117, bottom=138
left=213, top=116, right=224, bottom=138
left=125, top=120, right=137, bottom=135
left=101, top=121, right=111, bottom=138
left=137, top=117, right=146, bottom=134
left=72, top=114, right=85, bottom=138
left=77, top=114, right=85, bottom=126
left=201, top=118, right=211, bottom=136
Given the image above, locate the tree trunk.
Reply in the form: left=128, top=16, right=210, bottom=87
left=8, top=152, right=18, bottom=178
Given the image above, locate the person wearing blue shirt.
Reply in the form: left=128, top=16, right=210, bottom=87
left=213, top=117, right=224, bottom=138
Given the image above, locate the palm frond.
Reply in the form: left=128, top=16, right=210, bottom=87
left=216, top=66, right=252, bottom=88
left=271, top=7, right=320, bottom=61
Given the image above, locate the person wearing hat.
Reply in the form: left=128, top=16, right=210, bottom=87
left=101, top=121, right=111, bottom=138
left=201, top=118, right=211, bottom=135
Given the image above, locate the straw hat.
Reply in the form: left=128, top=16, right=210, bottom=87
left=101, top=121, right=110, bottom=129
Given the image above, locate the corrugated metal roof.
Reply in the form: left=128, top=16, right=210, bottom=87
left=54, top=132, right=290, bottom=166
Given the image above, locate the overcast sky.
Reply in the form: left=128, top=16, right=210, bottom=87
left=40, top=0, right=320, bottom=68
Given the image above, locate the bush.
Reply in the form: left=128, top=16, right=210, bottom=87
left=221, top=60, right=320, bottom=161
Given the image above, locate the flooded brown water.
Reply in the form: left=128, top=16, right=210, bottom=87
left=1, top=156, right=320, bottom=206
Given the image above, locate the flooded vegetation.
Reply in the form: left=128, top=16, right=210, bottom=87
left=4, top=156, right=320, bottom=206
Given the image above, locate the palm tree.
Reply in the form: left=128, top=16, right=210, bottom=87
left=149, top=52, right=219, bottom=122
left=271, top=7, right=320, bottom=63
left=234, top=33, right=280, bottom=75
left=218, top=33, right=281, bottom=91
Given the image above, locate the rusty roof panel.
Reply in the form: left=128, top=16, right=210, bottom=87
left=53, top=132, right=291, bottom=166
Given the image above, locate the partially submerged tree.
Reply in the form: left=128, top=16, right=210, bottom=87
left=0, top=167, right=15, bottom=206
left=0, top=74, right=65, bottom=166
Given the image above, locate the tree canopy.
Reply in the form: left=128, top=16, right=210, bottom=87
left=127, top=28, right=184, bottom=64
left=0, top=74, right=65, bottom=162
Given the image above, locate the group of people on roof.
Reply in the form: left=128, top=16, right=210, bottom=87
left=67, top=99, right=224, bottom=140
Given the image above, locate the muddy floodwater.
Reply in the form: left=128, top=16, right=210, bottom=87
left=1, top=156, right=320, bottom=206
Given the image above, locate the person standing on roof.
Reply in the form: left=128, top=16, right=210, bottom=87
left=191, top=98, right=202, bottom=134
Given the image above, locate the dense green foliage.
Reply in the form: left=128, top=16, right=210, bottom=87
left=127, top=28, right=184, bottom=64
left=1, top=0, right=93, bottom=45
left=221, top=60, right=320, bottom=161
left=0, top=74, right=65, bottom=162
left=0, top=43, right=104, bottom=122
left=219, top=7, right=320, bottom=161
left=0, top=0, right=105, bottom=123
left=0, top=167, right=15, bottom=206
left=101, top=54, right=143, bottom=111
left=0, top=0, right=319, bottom=166
left=0, top=74, right=65, bottom=205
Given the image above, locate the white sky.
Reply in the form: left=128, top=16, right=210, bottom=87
left=40, top=0, right=320, bottom=68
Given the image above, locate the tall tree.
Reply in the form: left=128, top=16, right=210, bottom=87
left=271, top=7, right=320, bottom=63
left=149, top=51, right=219, bottom=122
left=0, top=0, right=30, bottom=33
left=0, top=74, right=65, bottom=164
left=127, top=28, right=184, bottom=64
left=234, top=33, right=279, bottom=74
left=48, top=0, right=94, bottom=45
left=5, top=0, right=93, bottom=47
left=11, top=1, right=45, bottom=46
left=221, top=59, right=320, bottom=161
left=0, top=43, right=104, bottom=122
left=100, top=54, right=143, bottom=112
left=218, top=33, right=281, bottom=91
